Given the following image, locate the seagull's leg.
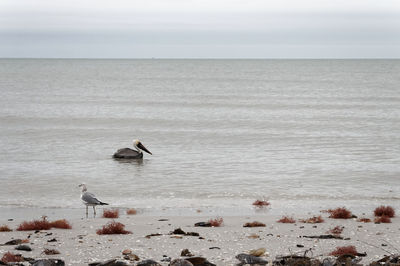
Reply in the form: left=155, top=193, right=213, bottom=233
left=86, top=206, right=88, bottom=218
left=93, top=206, right=96, bottom=217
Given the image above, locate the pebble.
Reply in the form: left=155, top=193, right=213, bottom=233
left=15, top=244, right=32, bottom=251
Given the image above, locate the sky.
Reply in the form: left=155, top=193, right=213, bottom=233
left=0, top=0, right=399, bottom=58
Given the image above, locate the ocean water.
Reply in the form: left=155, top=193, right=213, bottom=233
left=0, top=59, right=399, bottom=217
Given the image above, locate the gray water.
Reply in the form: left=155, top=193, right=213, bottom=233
left=0, top=59, right=399, bottom=217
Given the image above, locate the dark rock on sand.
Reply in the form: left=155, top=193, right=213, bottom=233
left=88, top=259, right=130, bottom=266
left=235, top=254, right=268, bottom=265
left=194, top=222, right=211, bottom=227
left=185, top=257, right=216, bottom=266
left=181, top=249, right=193, bottom=257
left=47, top=238, right=57, bottom=242
left=136, top=260, right=161, bottom=266
left=170, top=259, right=194, bottom=266
left=15, top=244, right=32, bottom=251
left=32, top=259, right=65, bottom=266
left=171, top=228, right=186, bottom=235
left=3, top=239, right=24, bottom=245
left=302, top=234, right=343, bottom=239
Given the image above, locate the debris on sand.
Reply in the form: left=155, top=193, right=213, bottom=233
left=299, top=216, right=324, bottom=224
left=43, top=248, right=61, bottom=255
left=181, top=249, right=194, bottom=257
left=32, top=258, right=65, bottom=266
left=145, top=233, right=163, bottom=239
left=170, top=259, right=194, bottom=266
left=169, top=228, right=200, bottom=237
left=236, top=253, right=268, bottom=265
left=185, top=256, right=216, bottom=266
left=1, top=251, right=24, bottom=263
left=88, top=259, right=130, bottom=266
left=194, top=222, right=212, bottom=227
left=248, top=248, right=267, bottom=257
left=136, top=259, right=161, bottom=266
left=302, top=234, right=344, bottom=240
left=252, top=199, right=270, bottom=207
left=243, top=221, right=266, bottom=227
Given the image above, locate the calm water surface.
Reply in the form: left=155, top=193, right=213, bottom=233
left=0, top=59, right=399, bottom=217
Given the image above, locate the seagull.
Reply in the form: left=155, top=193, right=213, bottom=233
left=113, top=139, right=152, bottom=159
left=78, top=184, right=108, bottom=217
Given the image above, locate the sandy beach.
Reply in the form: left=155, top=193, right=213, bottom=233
left=0, top=209, right=398, bottom=265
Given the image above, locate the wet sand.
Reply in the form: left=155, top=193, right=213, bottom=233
left=0, top=211, right=398, bottom=265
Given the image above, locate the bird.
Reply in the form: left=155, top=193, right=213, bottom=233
left=78, top=183, right=108, bottom=217
left=113, top=139, right=152, bottom=159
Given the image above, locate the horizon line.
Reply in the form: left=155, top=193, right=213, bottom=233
left=1, top=57, right=399, bottom=60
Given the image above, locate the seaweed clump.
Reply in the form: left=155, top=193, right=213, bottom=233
left=277, top=216, right=296, bottom=223
left=126, top=208, right=137, bottom=215
left=329, top=245, right=358, bottom=256
left=50, top=219, right=72, bottom=229
left=1, top=252, right=24, bottom=263
left=0, top=225, right=12, bottom=232
left=300, top=216, right=324, bottom=224
left=103, top=209, right=119, bottom=218
left=96, top=221, right=132, bottom=235
left=326, top=207, right=353, bottom=219
left=374, top=216, right=391, bottom=223
left=208, top=217, right=224, bottom=227
left=374, top=206, right=395, bottom=218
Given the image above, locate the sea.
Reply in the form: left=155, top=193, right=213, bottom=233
left=0, top=59, right=399, bottom=219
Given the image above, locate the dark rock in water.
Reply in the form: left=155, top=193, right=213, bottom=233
left=209, top=247, right=220, bottom=250
left=113, top=148, right=143, bottom=159
left=3, top=239, right=24, bottom=245
left=136, top=260, right=161, bottom=266
left=47, top=238, right=57, bottom=242
left=170, top=259, right=194, bottom=266
left=235, top=254, right=268, bottom=265
left=15, top=244, right=32, bottom=251
left=194, top=222, right=211, bottom=227
left=171, top=228, right=186, bottom=235
left=185, top=257, right=216, bottom=266
left=181, top=249, right=193, bottom=257
left=32, top=259, right=65, bottom=266
left=88, top=259, right=130, bottom=266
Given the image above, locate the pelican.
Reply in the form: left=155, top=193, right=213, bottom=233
left=78, top=184, right=108, bottom=217
left=113, top=139, right=152, bottom=159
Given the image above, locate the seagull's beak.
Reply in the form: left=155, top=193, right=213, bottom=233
left=137, top=142, right=152, bottom=155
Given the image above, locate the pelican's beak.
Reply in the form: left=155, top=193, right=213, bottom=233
left=137, top=142, right=152, bottom=155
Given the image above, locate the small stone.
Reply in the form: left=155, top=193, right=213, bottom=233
left=15, top=244, right=32, bottom=251
left=4, top=239, right=23, bottom=245
left=123, top=253, right=139, bottom=261
left=32, top=259, right=65, bottom=266
left=136, top=259, right=161, bottom=266
left=249, top=248, right=266, bottom=257
left=172, top=228, right=186, bottom=235
left=181, top=249, right=194, bottom=257
left=122, top=249, right=132, bottom=255
left=47, top=238, right=57, bottom=242
left=170, top=259, right=194, bottom=266
left=194, top=222, right=212, bottom=227
left=296, top=244, right=304, bottom=248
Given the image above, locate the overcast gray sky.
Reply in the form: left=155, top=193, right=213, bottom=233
left=1, top=0, right=399, bottom=58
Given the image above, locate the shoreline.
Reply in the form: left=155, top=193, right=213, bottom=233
left=1, top=211, right=398, bottom=265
